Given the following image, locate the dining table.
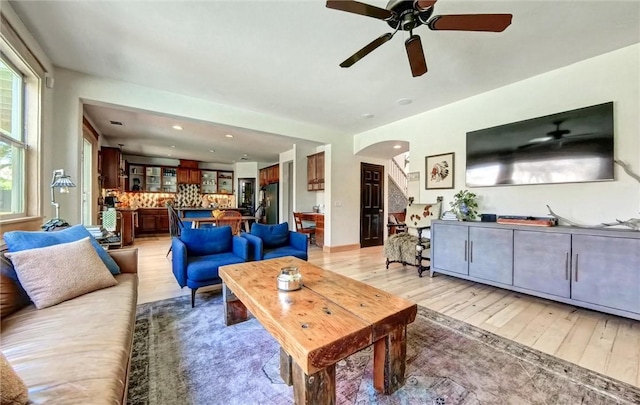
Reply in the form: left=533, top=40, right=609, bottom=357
left=190, top=216, right=255, bottom=233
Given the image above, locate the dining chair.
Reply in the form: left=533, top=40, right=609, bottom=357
left=167, top=203, right=186, bottom=257
left=293, top=212, right=316, bottom=245
left=217, top=210, right=243, bottom=235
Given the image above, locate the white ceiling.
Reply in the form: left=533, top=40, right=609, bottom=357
left=9, top=0, right=640, bottom=163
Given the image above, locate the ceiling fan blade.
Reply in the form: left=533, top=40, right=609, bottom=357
left=428, top=14, right=513, bottom=32
left=414, top=0, right=437, bottom=12
left=405, top=35, right=427, bottom=77
left=340, top=33, right=393, bottom=68
left=326, top=0, right=393, bottom=20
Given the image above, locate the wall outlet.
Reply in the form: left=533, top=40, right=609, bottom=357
left=335, top=201, right=342, bottom=207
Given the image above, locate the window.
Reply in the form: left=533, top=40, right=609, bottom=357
left=0, top=56, right=25, bottom=218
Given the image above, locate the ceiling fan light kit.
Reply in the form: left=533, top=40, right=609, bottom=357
left=326, top=0, right=512, bottom=77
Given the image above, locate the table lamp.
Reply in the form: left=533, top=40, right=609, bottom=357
left=42, top=169, right=76, bottom=231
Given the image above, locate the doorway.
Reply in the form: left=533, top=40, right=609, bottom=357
left=81, top=138, right=92, bottom=225
left=360, top=162, right=384, bottom=247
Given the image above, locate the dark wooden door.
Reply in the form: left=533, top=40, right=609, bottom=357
left=360, top=163, right=384, bottom=247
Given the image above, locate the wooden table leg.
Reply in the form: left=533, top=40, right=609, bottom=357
left=292, top=361, right=336, bottom=405
left=222, top=283, right=248, bottom=326
left=280, top=348, right=293, bottom=386
left=373, top=325, right=407, bottom=394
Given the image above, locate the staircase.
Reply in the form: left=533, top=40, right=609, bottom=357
left=388, top=158, right=408, bottom=213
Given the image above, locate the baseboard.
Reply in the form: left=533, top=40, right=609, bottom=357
left=322, top=243, right=360, bottom=253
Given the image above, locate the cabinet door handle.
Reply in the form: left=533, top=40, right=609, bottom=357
left=470, top=241, right=473, bottom=263
left=574, top=254, right=579, bottom=282
left=565, top=252, right=569, bottom=280
left=464, top=240, right=468, bottom=262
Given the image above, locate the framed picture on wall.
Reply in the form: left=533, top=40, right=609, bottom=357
left=426, top=152, right=455, bottom=189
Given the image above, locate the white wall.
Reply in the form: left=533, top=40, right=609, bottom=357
left=354, top=44, right=640, bottom=226
left=49, top=69, right=353, bottom=231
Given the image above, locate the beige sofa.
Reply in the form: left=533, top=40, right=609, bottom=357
left=0, top=248, right=139, bottom=404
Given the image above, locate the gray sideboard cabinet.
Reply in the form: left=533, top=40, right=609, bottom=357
left=431, top=221, right=513, bottom=286
left=431, top=220, right=640, bottom=320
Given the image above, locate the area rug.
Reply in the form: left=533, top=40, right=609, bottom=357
left=127, top=292, right=640, bottom=405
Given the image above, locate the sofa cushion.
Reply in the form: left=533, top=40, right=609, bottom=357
left=0, top=352, right=28, bottom=405
left=5, top=238, right=117, bottom=310
left=180, top=226, right=233, bottom=256
left=251, top=222, right=290, bottom=249
left=0, top=253, right=31, bottom=318
left=2, top=224, right=120, bottom=275
left=187, top=252, right=245, bottom=282
left=264, top=246, right=308, bottom=261
left=0, top=273, right=137, bottom=404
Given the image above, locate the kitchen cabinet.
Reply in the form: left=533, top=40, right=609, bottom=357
left=259, top=168, right=268, bottom=187
left=307, top=152, right=324, bottom=191
left=128, top=164, right=145, bottom=191
left=201, top=170, right=218, bottom=194
left=431, top=220, right=640, bottom=320
left=514, top=230, right=571, bottom=298
left=127, top=164, right=177, bottom=192
left=101, top=147, right=122, bottom=190
left=177, top=168, right=201, bottom=185
left=314, top=214, right=325, bottom=248
left=259, top=165, right=278, bottom=186
left=118, top=210, right=137, bottom=246
left=217, top=171, right=234, bottom=194
left=136, top=208, right=169, bottom=235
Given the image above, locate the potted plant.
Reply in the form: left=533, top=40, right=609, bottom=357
left=450, top=189, right=479, bottom=221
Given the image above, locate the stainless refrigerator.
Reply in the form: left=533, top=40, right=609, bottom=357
left=264, top=183, right=278, bottom=224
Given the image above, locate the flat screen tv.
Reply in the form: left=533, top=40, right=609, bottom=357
left=466, top=102, right=614, bottom=187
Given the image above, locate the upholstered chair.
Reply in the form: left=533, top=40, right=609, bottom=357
left=241, top=222, right=308, bottom=261
left=171, top=226, right=249, bottom=307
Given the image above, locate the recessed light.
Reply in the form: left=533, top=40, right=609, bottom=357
left=225, top=134, right=234, bottom=138
left=243, top=154, right=248, bottom=157
left=170, top=145, right=176, bottom=148
left=172, top=125, right=183, bottom=130
left=362, top=113, right=374, bottom=119
left=209, top=149, right=215, bottom=153
left=397, top=98, right=412, bottom=105
left=167, top=153, right=172, bottom=157
left=393, top=145, right=401, bottom=149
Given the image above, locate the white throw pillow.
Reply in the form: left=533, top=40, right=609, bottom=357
left=5, top=237, right=117, bottom=309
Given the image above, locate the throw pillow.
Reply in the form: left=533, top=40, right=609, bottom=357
left=180, top=227, right=232, bottom=256
left=5, top=237, right=117, bottom=310
left=2, top=224, right=120, bottom=275
left=0, top=253, right=31, bottom=318
left=0, top=352, right=29, bottom=405
left=252, top=222, right=289, bottom=249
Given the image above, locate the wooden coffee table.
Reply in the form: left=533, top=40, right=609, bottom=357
left=219, top=257, right=417, bottom=404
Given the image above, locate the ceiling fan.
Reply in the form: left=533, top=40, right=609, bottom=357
left=325, top=0, right=513, bottom=77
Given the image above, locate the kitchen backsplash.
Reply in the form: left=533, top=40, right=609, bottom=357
left=110, top=184, right=235, bottom=208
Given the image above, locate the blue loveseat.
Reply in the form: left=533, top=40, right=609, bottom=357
left=241, top=222, right=308, bottom=261
left=172, top=226, right=249, bottom=307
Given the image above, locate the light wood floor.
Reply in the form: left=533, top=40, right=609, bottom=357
left=133, top=235, right=640, bottom=389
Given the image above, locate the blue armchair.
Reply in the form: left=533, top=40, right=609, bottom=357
left=172, top=226, right=249, bottom=307
left=241, top=222, right=308, bottom=261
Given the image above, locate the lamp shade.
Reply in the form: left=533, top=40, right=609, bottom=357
left=51, top=175, right=76, bottom=188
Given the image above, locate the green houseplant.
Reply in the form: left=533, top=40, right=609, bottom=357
left=450, top=189, right=479, bottom=221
